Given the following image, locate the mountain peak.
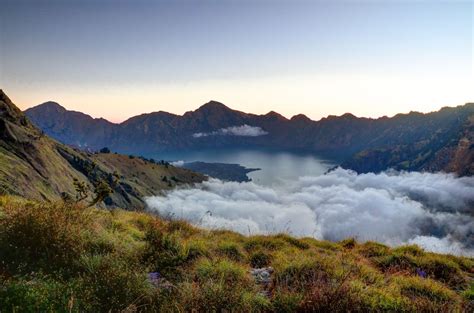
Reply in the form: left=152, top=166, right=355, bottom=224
left=290, top=114, right=311, bottom=122
left=32, top=101, right=67, bottom=113
left=264, top=111, right=288, bottom=121
left=197, top=100, right=231, bottom=112
left=340, top=113, right=357, bottom=119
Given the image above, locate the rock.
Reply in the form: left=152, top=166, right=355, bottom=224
left=250, top=267, right=274, bottom=297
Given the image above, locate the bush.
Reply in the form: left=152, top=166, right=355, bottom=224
left=180, top=259, right=264, bottom=311
left=393, top=245, right=425, bottom=256
left=372, top=252, right=418, bottom=273
left=274, top=256, right=334, bottom=292
left=275, top=234, right=310, bottom=250
left=297, top=277, right=363, bottom=312
left=271, top=290, right=303, bottom=312
left=0, top=275, right=80, bottom=312
left=358, top=285, right=410, bottom=312
left=0, top=201, right=89, bottom=275
left=142, top=223, right=188, bottom=276
left=195, top=259, right=248, bottom=285
left=462, top=282, right=474, bottom=301
left=76, top=254, right=152, bottom=312
left=185, top=239, right=210, bottom=260
left=244, top=236, right=284, bottom=251
left=339, top=238, right=356, bottom=249
left=359, top=241, right=390, bottom=258
left=396, top=276, right=458, bottom=302
left=217, top=242, right=245, bottom=261
left=417, top=254, right=465, bottom=287
left=176, top=278, right=267, bottom=312
left=166, top=219, right=198, bottom=237
left=250, top=250, right=272, bottom=268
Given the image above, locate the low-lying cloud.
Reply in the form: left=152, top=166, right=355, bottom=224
left=146, top=168, right=474, bottom=256
left=192, top=124, right=268, bottom=138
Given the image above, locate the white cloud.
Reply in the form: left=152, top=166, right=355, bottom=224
left=192, top=124, right=268, bottom=138
left=146, top=168, right=474, bottom=256
left=171, top=160, right=185, bottom=167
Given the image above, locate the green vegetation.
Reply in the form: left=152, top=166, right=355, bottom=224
left=0, top=196, right=472, bottom=312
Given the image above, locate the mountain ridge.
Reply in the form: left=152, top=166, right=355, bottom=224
left=25, top=97, right=474, bottom=176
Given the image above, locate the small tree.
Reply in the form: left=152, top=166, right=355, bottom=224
left=99, top=147, right=111, bottom=153
left=73, top=178, right=89, bottom=202
left=89, top=179, right=113, bottom=207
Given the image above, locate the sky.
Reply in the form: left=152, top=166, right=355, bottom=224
left=0, top=0, right=473, bottom=123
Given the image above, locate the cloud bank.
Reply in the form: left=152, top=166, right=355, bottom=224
left=146, top=168, right=474, bottom=256
left=192, top=124, right=268, bottom=138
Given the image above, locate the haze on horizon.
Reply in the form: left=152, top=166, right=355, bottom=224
left=0, top=0, right=472, bottom=123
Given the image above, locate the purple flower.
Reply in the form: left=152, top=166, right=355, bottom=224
left=416, top=268, right=427, bottom=278
left=148, top=272, right=161, bottom=284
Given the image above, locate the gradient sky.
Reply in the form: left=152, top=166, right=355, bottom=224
left=0, top=0, right=472, bottom=122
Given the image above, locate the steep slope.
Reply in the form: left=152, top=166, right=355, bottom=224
left=342, top=105, right=474, bottom=175
left=0, top=90, right=205, bottom=208
left=25, top=98, right=474, bottom=175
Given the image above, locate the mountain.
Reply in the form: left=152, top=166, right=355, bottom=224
left=0, top=90, right=205, bottom=208
left=25, top=99, right=474, bottom=176
left=24, top=101, right=118, bottom=150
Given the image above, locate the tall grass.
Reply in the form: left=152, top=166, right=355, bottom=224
left=0, top=196, right=472, bottom=312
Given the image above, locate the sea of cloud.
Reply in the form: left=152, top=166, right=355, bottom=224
left=146, top=168, right=474, bottom=256
left=192, top=124, right=268, bottom=138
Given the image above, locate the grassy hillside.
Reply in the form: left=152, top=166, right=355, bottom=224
left=1, top=196, right=472, bottom=312
left=0, top=90, right=205, bottom=209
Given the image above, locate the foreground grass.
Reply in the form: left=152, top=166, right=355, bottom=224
left=0, top=196, right=472, bottom=312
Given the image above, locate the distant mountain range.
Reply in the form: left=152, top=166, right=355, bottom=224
left=0, top=90, right=204, bottom=208
left=25, top=99, right=474, bottom=176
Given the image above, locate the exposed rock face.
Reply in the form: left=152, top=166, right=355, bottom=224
left=0, top=90, right=205, bottom=208
left=25, top=97, right=474, bottom=176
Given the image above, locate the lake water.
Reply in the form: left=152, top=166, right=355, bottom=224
left=157, top=149, right=334, bottom=186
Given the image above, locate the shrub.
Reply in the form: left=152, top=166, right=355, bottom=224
left=195, top=259, right=248, bottom=285
left=358, top=285, right=411, bottom=312
left=359, top=241, right=390, bottom=258
left=356, top=263, right=385, bottom=285
left=417, top=254, right=465, bottom=287
left=142, top=223, right=188, bottom=276
left=217, top=242, right=245, bottom=261
left=372, top=252, right=418, bottom=273
left=166, top=219, right=198, bottom=237
left=244, top=236, right=284, bottom=251
left=0, top=275, right=80, bottom=312
left=271, top=290, right=303, bottom=313
left=339, top=238, right=357, bottom=249
left=462, top=282, right=474, bottom=301
left=76, top=254, right=152, bottom=312
left=177, top=279, right=264, bottom=312
left=180, top=259, right=263, bottom=311
left=0, top=201, right=89, bottom=275
left=185, top=239, right=210, bottom=260
left=275, top=234, right=310, bottom=250
left=274, top=256, right=334, bottom=291
left=395, top=276, right=458, bottom=302
left=250, top=250, right=272, bottom=268
left=297, top=277, right=363, bottom=312
left=393, top=245, right=425, bottom=256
